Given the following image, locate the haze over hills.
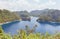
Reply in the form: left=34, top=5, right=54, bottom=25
left=30, top=9, right=60, bottom=17
left=14, top=10, right=29, bottom=17
left=14, top=9, right=60, bottom=22
left=14, top=9, right=60, bottom=17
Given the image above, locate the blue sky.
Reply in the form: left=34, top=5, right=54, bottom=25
left=0, top=0, right=60, bottom=11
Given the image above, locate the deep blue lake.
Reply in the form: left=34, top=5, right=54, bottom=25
left=2, top=17, right=60, bottom=35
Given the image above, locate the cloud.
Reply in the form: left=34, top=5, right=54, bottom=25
left=0, top=0, right=58, bottom=11
left=33, top=0, right=40, bottom=3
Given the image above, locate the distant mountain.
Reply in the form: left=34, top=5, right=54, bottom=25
left=14, top=10, right=30, bottom=17
left=30, top=10, right=42, bottom=17
left=30, top=9, right=56, bottom=17
left=36, top=9, right=60, bottom=22
left=13, top=9, right=60, bottom=22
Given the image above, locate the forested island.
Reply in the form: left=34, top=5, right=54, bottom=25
left=14, top=10, right=31, bottom=21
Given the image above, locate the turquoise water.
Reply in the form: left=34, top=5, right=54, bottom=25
left=2, top=17, right=60, bottom=35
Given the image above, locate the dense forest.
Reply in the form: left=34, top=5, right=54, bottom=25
left=0, top=9, right=20, bottom=23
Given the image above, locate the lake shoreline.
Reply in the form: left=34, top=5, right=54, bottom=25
left=37, top=20, right=60, bottom=26
left=0, top=20, right=21, bottom=25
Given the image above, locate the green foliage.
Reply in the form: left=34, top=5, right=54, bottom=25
left=0, top=26, right=60, bottom=39
left=0, top=26, right=12, bottom=39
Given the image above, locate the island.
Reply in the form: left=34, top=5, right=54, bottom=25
left=13, top=10, right=31, bottom=21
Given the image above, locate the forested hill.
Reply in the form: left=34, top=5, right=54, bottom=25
left=37, top=9, right=60, bottom=22
left=0, top=9, right=20, bottom=23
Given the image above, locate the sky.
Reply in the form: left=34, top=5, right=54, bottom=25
left=0, top=0, right=60, bottom=11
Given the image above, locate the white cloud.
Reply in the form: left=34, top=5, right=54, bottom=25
left=0, top=0, right=58, bottom=11
left=33, top=0, right=40, bottom=3
left=48, top=0, right=56, bottom=5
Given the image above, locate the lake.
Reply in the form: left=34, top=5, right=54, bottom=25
left=2, top=17, right=60, bottom=35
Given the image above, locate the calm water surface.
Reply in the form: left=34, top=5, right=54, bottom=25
left=2, top=17, right=60, bottom=35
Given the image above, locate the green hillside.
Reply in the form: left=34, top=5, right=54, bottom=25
left=0, top=9, right=20, bottom=23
